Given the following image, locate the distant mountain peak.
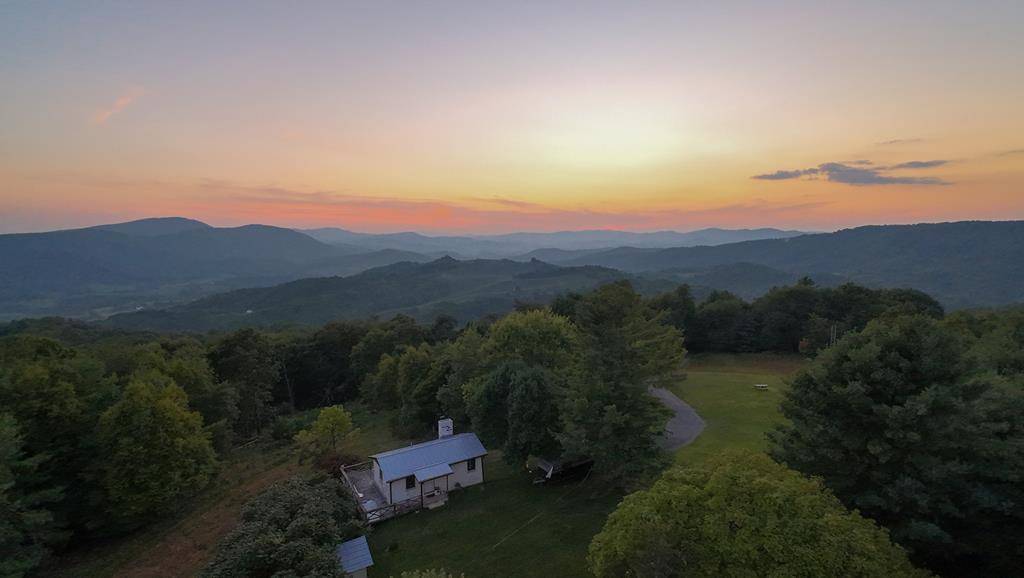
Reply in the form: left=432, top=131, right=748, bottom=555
left=93, top=217, right=211, bottom=237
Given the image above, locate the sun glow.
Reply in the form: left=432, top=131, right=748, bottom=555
left=528, top=107, right=689, bottom=169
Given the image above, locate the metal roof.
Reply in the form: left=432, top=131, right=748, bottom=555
left=414, top=462, right=453, bottom=482
left=336, top=535, right=373, bottom=573
left=372, top=432, right=487, bottom=482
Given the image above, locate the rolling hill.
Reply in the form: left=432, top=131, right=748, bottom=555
left=562, top=221, right=1024, bottom=308
left=0, top=218, right=427, bottom=320
left=104, top=257, right=672, bottom=332
left=302, top=226, right=807, bottom=256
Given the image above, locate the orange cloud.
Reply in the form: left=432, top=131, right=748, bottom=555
left=92, top=86, right=145, bottom=125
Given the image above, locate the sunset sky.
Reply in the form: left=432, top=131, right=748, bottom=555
left=2, top=1, right=1022, bottom=234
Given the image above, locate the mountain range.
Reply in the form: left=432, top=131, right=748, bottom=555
left=2, top=218, right=1022, bottom=325
left=0, top=218, right=804, bottom=320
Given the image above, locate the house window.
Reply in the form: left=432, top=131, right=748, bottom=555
left=405, top=475, right=416, bottom=489
left=467, top=457, right=476, bottom=471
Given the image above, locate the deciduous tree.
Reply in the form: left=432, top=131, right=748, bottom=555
left=97, top=380, right=217, bottom=528
left=588, top=452, right=926, bottom=578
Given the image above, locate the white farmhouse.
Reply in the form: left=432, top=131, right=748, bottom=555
left=370, top=426, right=487, bottom=508
left=342, top=418, right=488, bottom=521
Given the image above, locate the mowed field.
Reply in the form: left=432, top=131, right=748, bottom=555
left=368, top=353, right=806, bottom=577
left=671, top=353, right=805, bottom=465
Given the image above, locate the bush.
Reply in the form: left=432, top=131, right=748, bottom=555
left=203, top=475, right=363, bottom=577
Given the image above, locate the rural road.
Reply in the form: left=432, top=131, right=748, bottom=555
left=650, top=387, right=706, bottom=451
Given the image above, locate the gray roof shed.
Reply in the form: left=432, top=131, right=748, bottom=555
left=336, top=535, right=373, bottom=574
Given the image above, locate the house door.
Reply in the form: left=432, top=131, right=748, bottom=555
left=421, top=477, right=442, bottom=496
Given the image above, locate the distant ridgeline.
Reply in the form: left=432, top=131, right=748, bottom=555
left=0, top=218, right=1021, bottom=324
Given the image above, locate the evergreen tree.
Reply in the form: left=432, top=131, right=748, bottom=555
left=770, top=315, right=1024, bottom=575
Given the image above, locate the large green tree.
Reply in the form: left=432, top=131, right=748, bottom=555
left=0, top=414, right=65, bottom=577
left=466, top=362, right=560, bottom=465
left=588, top=452, right=925, bottom=578
left=208, top=329, right=279, bottom=438
left=559, top=281, right=683, bottom=484
left=0, top=336, right=114, bottom=533
left=770, top=315, right=1024, bottom=575
left=96, top=380, right=218, bottom=528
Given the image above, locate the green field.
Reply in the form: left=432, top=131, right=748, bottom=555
left=671, top=353, right=805, bottom=464
left=366, top=353, right=806, bottom=577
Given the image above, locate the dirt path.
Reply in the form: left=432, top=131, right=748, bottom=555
left=650, top=387, right=705, bottom=450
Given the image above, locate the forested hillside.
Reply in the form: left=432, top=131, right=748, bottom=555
left=103, top=258, right=670, bottom=331
left=564, top=221, right=1024, bottom=307
left=0, top=219, right=425, bottom=320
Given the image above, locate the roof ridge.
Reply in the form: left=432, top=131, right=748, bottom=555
left=371, top=432, right=475, bottom=459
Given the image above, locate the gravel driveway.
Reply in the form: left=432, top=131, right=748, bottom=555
left=650, top=387, right=706, bottom=451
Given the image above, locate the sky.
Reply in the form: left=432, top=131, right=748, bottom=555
left=1, top=0, right=1022, bottom=234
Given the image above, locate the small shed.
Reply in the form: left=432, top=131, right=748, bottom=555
left=336, top=535, right=374, bottom=578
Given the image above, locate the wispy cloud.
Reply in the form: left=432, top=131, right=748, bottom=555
left=885, top=160, right=949, bottom=170
left=996, top=148, right=1024, bottom=157
left=752, top=159, right=951, bottom=186
left=877, top=138, right=926, bottom=146
left=92, top=87, right=145, bottom=125
left=194, top=179, right=829, bottom=232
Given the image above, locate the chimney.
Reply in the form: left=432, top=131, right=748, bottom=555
left=438, top=417, right=454, bottom=439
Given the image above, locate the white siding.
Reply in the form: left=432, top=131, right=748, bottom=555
left=384, top=455, right=485, bottom=503
left=389, top=476, right=418, bottom=503
left=449, top=457, right=484, bottom=489
left=371, top=460, right=388, bottom=502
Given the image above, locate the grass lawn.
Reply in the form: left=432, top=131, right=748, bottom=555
left=671, top=353, right=806, bottom=464
left=367, top=455, right=620, bottom=578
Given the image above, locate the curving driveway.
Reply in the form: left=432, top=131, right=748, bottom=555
left=650, top=387, right=706, bottom=451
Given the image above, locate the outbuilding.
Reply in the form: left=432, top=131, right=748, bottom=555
left=336, top=535, right=373, bottom=578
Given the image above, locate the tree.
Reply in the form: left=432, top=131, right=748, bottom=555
left=559, top=281, right=683, bottom=484
left=163, top=341, right=238, bottom=453
left=208, top=329, right=279, bottom=438
left=96, top=380, right=218, bottom=528
left=648, top=285, right=696, bottom=342
left=0, top=414, right=65, bottom=577
left=362, top=352, right=401, bottom=409
left=435, top=329, right=488, bottom=424
left=0, top=336, right=114, bottom=534
left=484, top=309, right=580, bottom=371
left=689, top=291, right=755, bottom=352
left=588, top=452, right=926, bottom=578
left=350, top=315, right=428, bottom=382
left=770, top=315, right=1024, bottom=575
left=395, top=343, right=446, bottom=436
left=466, top=362, right=560, bottom=465
left=203, top=476, right=362, bottom=578
left=280, top=321, right=369, bottom=409
left=294, top=405, right=354, bottom=462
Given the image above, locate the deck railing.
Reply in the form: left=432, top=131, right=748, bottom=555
left=340, top=461, right=436, bottom=523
